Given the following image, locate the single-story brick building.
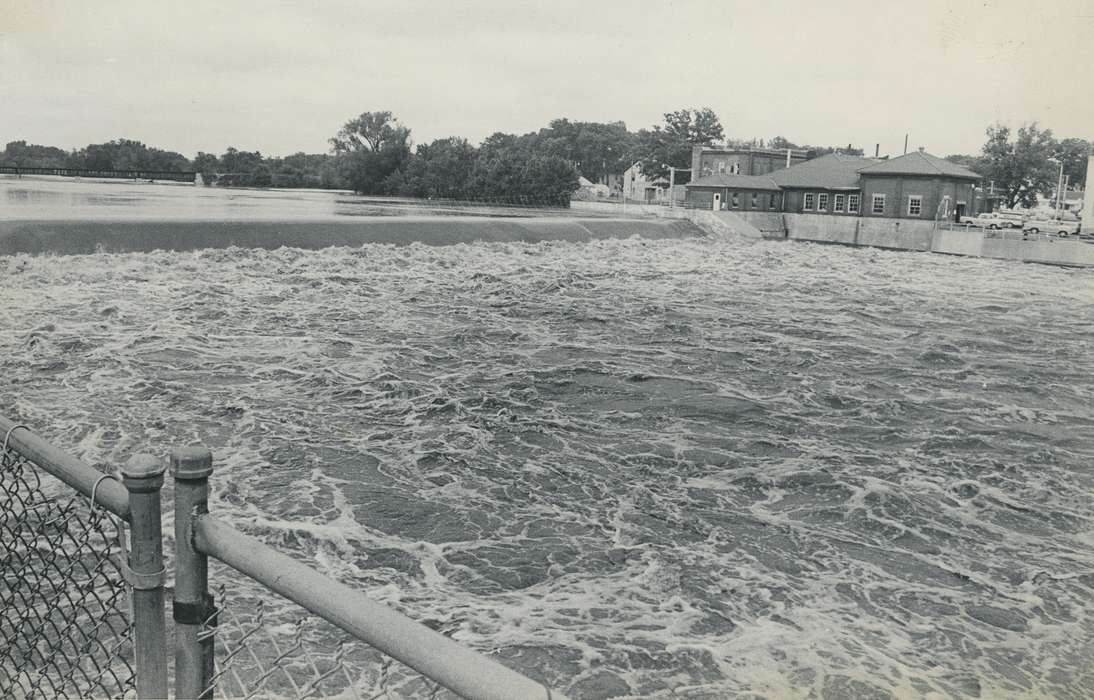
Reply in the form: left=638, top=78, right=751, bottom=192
left=685, top=148, right=984, bottom=222
left=684, top=173, right=782, bottom=211
left=768, top=153, right=879, bottom=216
left=857, top=150, right=982, bottom=221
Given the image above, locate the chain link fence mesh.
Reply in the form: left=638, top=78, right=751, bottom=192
left=200, top=568, right=453, bottom=700
left=0, top=442, right=136, bottom=700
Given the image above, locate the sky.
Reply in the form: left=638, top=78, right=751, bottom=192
left=2, top=0, right=1093, bottom=160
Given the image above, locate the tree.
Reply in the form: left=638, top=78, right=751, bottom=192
left=768, top=136, right=800, bottom=150
left=0, top=140, right=69, bottom=168
left=192, top=152, right=219, bottom=185
left=394, top=137, right=478, bottom=198
left=1054, top=137, right=1090, bottom=190
left=530, top=119, right=635, bottom=184
left=330, top=111, right=412, bottom=194
left=978, top=122, right=1057, bottom=209
left=634, top=108, right=724, bottom=181
left=521, top=155, right=580, bottom=205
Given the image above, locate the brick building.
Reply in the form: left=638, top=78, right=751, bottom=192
left=691, top=145, right=810, bottom=178
left=684, top=173, right=782, bottom=211
left=685, top=148, right=984, bottom=222
left=857, top=150, right=981, bottom=222
left=768, top=153, right=879, bottom=215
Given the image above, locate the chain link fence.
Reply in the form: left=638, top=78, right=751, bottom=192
left=0, top=441, right=136, bottom=700
left=2, top=425, right=563, bottom=700
left=198, top=569, right=452, bottom=700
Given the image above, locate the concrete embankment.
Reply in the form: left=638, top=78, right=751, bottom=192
left=571, top=201, right=1094, bottom=267
left=782, top=215, right=1094, bottom=266
left=0, top=216, right=704, bottom=255
left=570, top=200, right=766, bottom=239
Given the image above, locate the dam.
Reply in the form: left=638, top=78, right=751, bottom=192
left=3, top=176, right=1094, bottom=698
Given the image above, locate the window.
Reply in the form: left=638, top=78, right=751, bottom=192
left=848, top=194, right=860, bottom=213
left=750, top=192, right=758, bottom=208
left=804, top=193, right=815, bottom=210
left=817, top=193, right=829, bottom=211
left=769, top=193, right=778, bottom=210
left=871, top=194, right=885, bottom=214
left=907, top=195, right=923, bottom=216
left=834, top=194, right=845, bottom=212
left=731, top=191, right=740, bottom=208
left=718, top=161, right=727, bottom=174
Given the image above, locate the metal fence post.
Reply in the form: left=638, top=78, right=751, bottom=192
left=172, top=447, right=215, bottom=700
left=121, top=454, right=168, bottom=699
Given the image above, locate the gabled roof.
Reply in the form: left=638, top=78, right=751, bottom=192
left=857, top=151, right=982, bottom=179
left=768, top=153, right=880, bottom=189
left=685, top=173, right=781, bottom=191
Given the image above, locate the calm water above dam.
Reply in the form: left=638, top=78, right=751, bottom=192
left=2, top=180, right=1094, bottom=698
left=0, top=175, right=575, bottom=221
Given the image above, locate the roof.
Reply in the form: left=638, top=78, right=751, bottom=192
left=685, top=173, right=781, bottom=191
left=578, top=176, right=596, bottom=187
left=857, top=151, right=982, bottom=179
left=768, top=153, right=880, bottom=189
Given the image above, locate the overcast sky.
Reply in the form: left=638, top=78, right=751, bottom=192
left=2, top=0, right=1092, bottom=159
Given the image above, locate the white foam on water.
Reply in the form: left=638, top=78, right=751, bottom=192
left=2, top=236, right=1093, bottom=698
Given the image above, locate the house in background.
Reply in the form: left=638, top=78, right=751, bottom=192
left=622, top=162, right=666, bottom=202
left=575, top=176, right=611, bottom=199
left=691, top=145, right=810, bottom=178
left=768, top=153, right=879, bottom=215
left=857, top=149, right=982, bottom=221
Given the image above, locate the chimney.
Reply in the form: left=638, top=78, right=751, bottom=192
left=874, top=143, right=879, bottom=157
left=918, top=146, right=925, bottom=153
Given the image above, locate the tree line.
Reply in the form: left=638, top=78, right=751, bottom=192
left=0, top=107, right=854, bottom=204
left=946, top=124, right=1089, bottom=209
left=5, top=113, right=1085, bottom=209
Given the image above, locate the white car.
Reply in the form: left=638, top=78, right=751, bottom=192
left=969, top=213, right=1020, bottom=229
left=1022, top=219, right=1079, bottom=236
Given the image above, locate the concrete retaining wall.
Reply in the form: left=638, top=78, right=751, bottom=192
left=856, top=218, right=935, bottom=251
left=0, top=216, right=704, bottom=256
left=932, top=229, right=1094, bottom=266
left=735, top=211, right=785, bottom=233
left=784, top=213, right=858, bottom=244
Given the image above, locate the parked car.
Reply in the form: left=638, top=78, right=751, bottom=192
left=1022, top=219, right=1080, bottom=236
left=969, top=212, right=1020, bottom=229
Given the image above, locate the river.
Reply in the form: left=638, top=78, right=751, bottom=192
left=2, top=178, right=1093, bottom=698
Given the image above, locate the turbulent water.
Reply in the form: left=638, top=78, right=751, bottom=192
left=2, top=235, right=1094, bottom=699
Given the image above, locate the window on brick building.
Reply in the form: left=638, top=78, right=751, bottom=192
left=818, top=193, right=829, bottom=211
left=769, top=193, right=778, bottom=209
left=718, top=162, right=727, bottom=174
left=834, top=194, right=845, bottom=212
left=804, top=193, right=815, bottom=210
left=871, top=194, right=885, bottom=214
left=751, top=192, right=758, bottom=208
left=731, top=191, right=740, bottom=208
left=848, top=194, right=860, bottom=213
left=907, top=195, right=923, bottom=216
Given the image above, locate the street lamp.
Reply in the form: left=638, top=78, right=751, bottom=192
left=1049, top=157, right=1064, bottom=220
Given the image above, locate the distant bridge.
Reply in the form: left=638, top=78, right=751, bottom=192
left=0, top=165, right=197, bottom=183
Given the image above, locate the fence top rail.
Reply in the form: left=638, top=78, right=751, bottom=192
left=0, top=414, right=130, bottom=520
left=193, top=514, right=568, bottom=700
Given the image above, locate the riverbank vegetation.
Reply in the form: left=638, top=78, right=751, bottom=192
left=3, top=113, right=1087, bottom=206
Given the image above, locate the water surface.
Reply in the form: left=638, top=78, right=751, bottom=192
left=2, top=201, right=1093, bottom=698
